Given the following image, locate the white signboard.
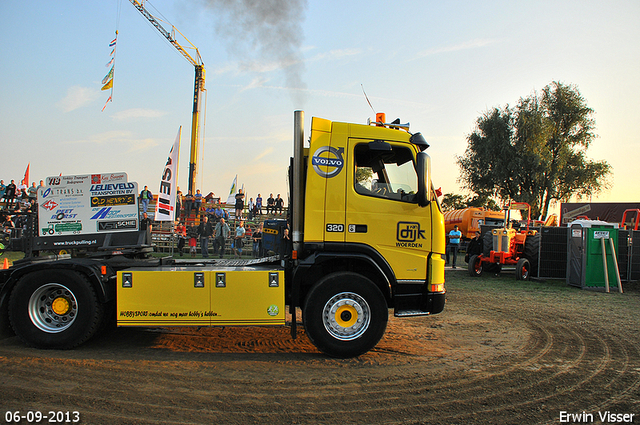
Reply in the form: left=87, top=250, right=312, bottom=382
left=38, top=173, right=139, bottom=237
left=593, top=230, right=610, bottom=239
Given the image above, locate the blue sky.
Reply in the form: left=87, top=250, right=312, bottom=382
left=1, top=0, right=638, bottom=210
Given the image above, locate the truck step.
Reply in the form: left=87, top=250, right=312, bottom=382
left=394, top=309, right=431, bottom=317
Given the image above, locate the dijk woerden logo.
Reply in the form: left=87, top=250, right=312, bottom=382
left=396, top=222, right=426, bottom=248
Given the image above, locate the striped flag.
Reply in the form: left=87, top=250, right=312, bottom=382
left=155, top=128, right=181, bottom=221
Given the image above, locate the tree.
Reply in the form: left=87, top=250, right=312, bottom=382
left=441, top=193, right=466, bottom=211
left=441, top=193, right=500, bottom=212
left=457, top=81, right=611, bottom=220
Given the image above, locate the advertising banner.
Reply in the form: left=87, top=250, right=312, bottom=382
left=38, top=173, right=139, bottom=237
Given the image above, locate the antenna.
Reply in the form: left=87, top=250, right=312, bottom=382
left=361, top=84, right=376, bottom=115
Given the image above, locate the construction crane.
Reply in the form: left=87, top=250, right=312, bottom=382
left=129, top=0, right=205, bottom=194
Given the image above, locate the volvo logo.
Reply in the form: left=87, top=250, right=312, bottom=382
left=312, top=146, right=344, bottom=178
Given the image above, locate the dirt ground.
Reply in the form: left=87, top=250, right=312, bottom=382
left=1, top=270, right=639, bottom=425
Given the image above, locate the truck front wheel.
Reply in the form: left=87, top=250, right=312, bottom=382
left=303, top=272, right=388, bottom=358
left=8, top=270, right=104, bottom=349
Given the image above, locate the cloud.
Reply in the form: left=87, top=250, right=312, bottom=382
left=111, top=108, right=168, bottom=121
left=252, top=147, right=275, bottom=162
left=307, top=48, right=362, bottom=63
left=414, top=38, right=500, bottom=59
left=57, top=86, right=100, bottom=112
left=63, top=130, right=160, bottom=152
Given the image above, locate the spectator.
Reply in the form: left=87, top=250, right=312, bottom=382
left=4, top=180, right=17, bottom=210
left=247, top=197, right=255, bottom=220
left=174, top=219, right=187, bottom=257
left=252, top=223, right=263, bottom=258
left=235, top=189, right=245, bottom=221
left=213, top=204, right=229, bottom=223
left=197, top=215, right=214, bottom=258
left=266, top=193, right=275, bottom=215
left=256, top=193, right=263, bottom=215
left=448, top=225, right=462, bottom=268
left=0, top=180, right=6, bottom=203
left=194, top=189, right=203, bottom=217
left=275, top=194, right=284, bottom=215
left=187, top=225, right=198, bottom=257
left=27, top=183, right=38, bottom=202
left=139, top=212, right=153, bottom=245
left=3, top=215, right=15, bottom=237
left=214, top=218, right=230, bottom=259
left=139, top=186, right=153, bottom=213
left=205, top=204, right=217, bottom=221
left=175, top=188, right=182, bottom=220
left=465, top=231, right=483, bottom=263
left=233, top=220, right=246, bottom=258
left=184, top=190, right=194, bottom=218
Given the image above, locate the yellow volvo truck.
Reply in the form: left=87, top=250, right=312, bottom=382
left=0, top=111, right=446, bottom=358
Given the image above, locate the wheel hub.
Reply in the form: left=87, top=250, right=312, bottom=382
left=322, top=292, right=371, bottom=341
left=28, top=283, right=78, bottom=333
left=51, top=297, right=71, bottom=315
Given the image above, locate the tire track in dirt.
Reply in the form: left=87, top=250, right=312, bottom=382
left=1, top=282, right=639, bottom=425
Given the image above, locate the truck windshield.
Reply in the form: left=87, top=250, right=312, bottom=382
left=354, top=143, right=418, bottom=203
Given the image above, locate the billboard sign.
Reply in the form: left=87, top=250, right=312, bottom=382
left=38, top=173, right=139, bottom=237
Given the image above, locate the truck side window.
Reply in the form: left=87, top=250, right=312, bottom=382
left=354, top=143, right=418, bottom=203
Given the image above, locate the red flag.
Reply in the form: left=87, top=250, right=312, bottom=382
left=21, top=163, right=30, bottom=187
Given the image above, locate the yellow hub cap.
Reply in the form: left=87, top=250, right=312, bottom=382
left=335, top=304, right=358, bottom=328
left=51, top=297, right=71, bottom=315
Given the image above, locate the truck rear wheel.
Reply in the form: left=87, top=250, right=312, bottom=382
left=303, top=272, right=388, bottom=358
left=8, top=270, right=104, bottom=349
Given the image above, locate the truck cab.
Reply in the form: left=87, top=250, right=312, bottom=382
left=291, top=113, right=446, bottom=356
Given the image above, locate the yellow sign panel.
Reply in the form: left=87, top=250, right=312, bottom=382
left=117, top=268, right=285, bottom=326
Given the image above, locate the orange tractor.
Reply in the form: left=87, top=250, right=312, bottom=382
left=468, top=202, right=540, bottom=280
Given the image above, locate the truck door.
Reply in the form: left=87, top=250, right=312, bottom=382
left=345, top=139, right=431, bottom=281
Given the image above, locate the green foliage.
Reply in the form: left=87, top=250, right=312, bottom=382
left=457, top=81, right=611, bottom=219
left=442, top=193, right=500, bottom=212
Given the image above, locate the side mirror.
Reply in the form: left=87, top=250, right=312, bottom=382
left=416, top=152, right=431, bottom=207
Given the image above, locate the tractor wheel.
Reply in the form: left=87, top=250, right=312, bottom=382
left=482, top=230, right=493, bottom=257
left=8, top=270, right=104, bottom=349
left=468, top=255, right=483, bottom=277
left=524, top=233, right=541, bottom=278
left=516, top=258, right=531, bottom=281
left=303, top=272, right=388, bottom=358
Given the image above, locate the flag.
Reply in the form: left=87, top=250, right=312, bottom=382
left=21, top=163, right=30, bottom=187
left=225, top=175, right=238, bottom=205
left=101, top=31, right=117, bottom=111
left=154, top=127, right=181, bottom=221
left=102, top=66, right=114, bottom=84
left=101, top=79, right=113, bottom=91
left=101, top=95, right=112, bottom=112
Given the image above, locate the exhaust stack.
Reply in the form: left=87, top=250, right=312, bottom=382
left=292, top=110, right=305, bottom=255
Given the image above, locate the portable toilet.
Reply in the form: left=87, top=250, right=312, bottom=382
left=566, top=220, right=619, bottom=290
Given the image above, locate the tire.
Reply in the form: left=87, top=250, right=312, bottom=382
left=516, top=258, right=531, bottom=281
left=8, top=270, right=104, bottom=349
left=524, top=233, right=540, bottom=278
left=303, top=272, right=388, bottom=358
left=468, top=255, right=483, bottom=277
left=482, top=230, right=493, bottom=257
